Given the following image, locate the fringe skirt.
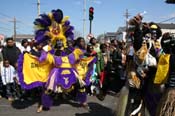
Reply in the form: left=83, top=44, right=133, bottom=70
left=157, top=88, right=175, bottom=116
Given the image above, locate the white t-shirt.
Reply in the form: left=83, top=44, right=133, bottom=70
left=128, top=45, right=134, bottom=56
left=1, top=64, right=16, bottom=85
left=20, top=46, right=31, bottom=53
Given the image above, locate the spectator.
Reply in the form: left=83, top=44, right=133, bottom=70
left=1, top=60, right=16, bottom=101
left=96, top=44, right=108, bottom=87
left=85, top=44, right=97, bottom=57
left=75, top=37, right=86, bottom=50
left=0, top=61, right=3, bottom=98
left=2, top=38, right=21, bottom=67
left=89, top=37, right=100, bottom=53
left=0, top=42, right=3, bottom=62
left=21, top=39, right=31, bottom=53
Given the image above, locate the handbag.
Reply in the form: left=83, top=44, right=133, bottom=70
left=154, top=54, right=170, bottom=84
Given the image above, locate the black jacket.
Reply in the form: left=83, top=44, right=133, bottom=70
left=2, top=45, right=21, bottom=67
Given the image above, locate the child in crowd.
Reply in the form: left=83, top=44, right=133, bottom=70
left=0, top=60, right=16, bottom=101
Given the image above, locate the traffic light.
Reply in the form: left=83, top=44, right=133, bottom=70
left=166, top=0, right=175, bottom=4
left=89, top=7, right=94, bottom=21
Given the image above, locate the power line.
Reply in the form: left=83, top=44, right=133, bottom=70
left=0, top=12, right=13, bottom=19
left=159, top=17, right=175, bottom=23
left=0, top=28, right=12, bottom=33
left=0, top=27, right=12, bottom=31
left=0, top=21, right=12, bottom=27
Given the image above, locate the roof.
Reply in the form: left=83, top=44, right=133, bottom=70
left=105, top=32, right=117, bottom=37
left=157, top=23, right=175, bottom=29
left=14, top=34, right=34, bottom=39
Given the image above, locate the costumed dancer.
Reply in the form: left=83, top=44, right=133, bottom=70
left=74, top=41, right=97, bottom=109
left=32, top=9, right=85, bottom=112
left=84, top=44, right=98, bottom=96
left=33, top=9, right=96, bottom=111
left=156, top=33, right=175, bottom=116
left=18, top=39, right=55, bottom=111
left=18, top=9, right=82, bottom=112
left=122, top=13, right=160, bottom=116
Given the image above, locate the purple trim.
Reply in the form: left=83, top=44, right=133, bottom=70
left=84, top=57, right=97, bottom=86
left=55, top=68, right=77, bottom=89
left=54, top=56, right=62, bottom=66
left=68, top=53, right=76, bottom=64
left=68, top=47, right=74, bottom=52
left=49, top=49, right=55, bottom=54
left=61, top=51, right=67, bottom=56
left=17, top=53, right=45, bottom=90
left=76, top=91, right=87, bottom=104
left=41, top=93, right=53, bottom=108
left=38, top=51, right=47, bottom=62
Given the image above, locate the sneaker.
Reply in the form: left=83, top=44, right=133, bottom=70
left=8, top=97, right=14, bottom=102
left=0, top=95, right=2, bottom=99
left=37, top=105, right=43, bottom=113
left=81, top=103, right=90, bottom=111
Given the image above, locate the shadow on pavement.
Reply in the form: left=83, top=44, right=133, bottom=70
left=11, top=98, right=38, bottom=109
left=108, top=73, right=126, bottom=94
left=11, top=94, right=81, bottom=109
left=75, top=102, right=115, bottom=116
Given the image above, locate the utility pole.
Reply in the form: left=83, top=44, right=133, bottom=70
left=123, top=9, right=130, bottom=33
left=14, top=17, right=16, bottom=40
left=83, top=0, right=86, bottom=39
left=37, top=0, right=40, bottom=17
left=9, top=17, right=17, bottom=40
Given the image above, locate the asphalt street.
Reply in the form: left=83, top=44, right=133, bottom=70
left=0, top=93, right=119, bottom=116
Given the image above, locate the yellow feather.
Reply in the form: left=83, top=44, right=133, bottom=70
left=61, top=16, right=69, bottom=23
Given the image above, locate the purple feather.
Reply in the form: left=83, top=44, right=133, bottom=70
left=64, top=20, right=70, bottom=26
left=69, top=34, right=74, bottom=40
left=65, top=25, right=74, bottom=40
left=34, top=18, right=49, bottom=27
left=52, top=9, right=63, bottom=23
left=40, top=14, right=51, bottom=26
left=35, top=30, right=50, bottom=43
left=36, top=36, right=50, bottom=44
left=35, top=29, right=45, bottom=35
left=65, top=26, right=74, bottom=34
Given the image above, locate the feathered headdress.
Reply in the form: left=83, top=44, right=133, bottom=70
left=34, top=9, right=74, bottom=47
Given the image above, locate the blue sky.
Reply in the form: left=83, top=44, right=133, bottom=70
left=0, top=0, right=175, bottom=37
